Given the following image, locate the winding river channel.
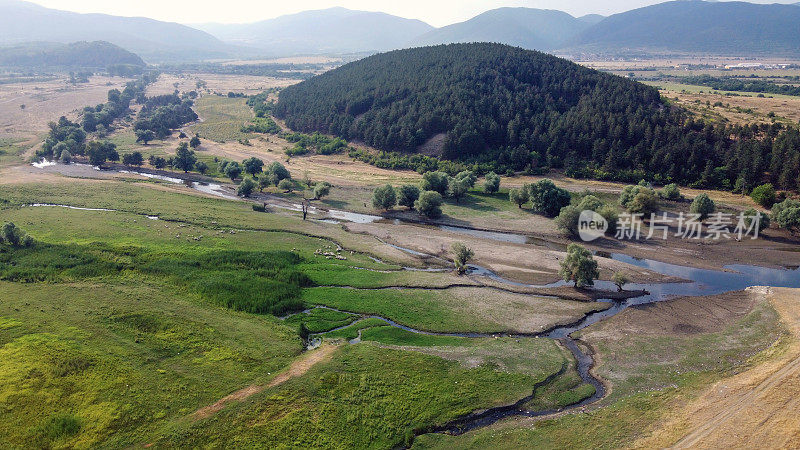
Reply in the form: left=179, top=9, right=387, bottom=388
left=29, top=162, right=800, bottom=436
left=325, top=240, right=800, bottom=435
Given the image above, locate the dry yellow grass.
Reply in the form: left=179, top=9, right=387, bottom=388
left=660, top=88, right=800, bottom=125
left=146, top=73, right=300, bottom=97
left=0, top=75, right=130, bottom=143
left=633, top=287, right=800, bottom=449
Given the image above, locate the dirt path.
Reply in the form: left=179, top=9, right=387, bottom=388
left=634, top=287, right=800, bottom=448
left=192, top=344, right=339, bottom=420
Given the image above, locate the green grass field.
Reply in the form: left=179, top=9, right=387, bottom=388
left=156, top=344, right=558, bottom=449
left=0, top=179, right=589, bottom=447
left=189, top=96, right=254, bottom=143
left=0, top=280, right=300, bottom=448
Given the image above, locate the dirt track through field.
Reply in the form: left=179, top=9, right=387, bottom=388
left=192, top=344, right=339, bottom=420
left=636, top=287, right=800, bottom=448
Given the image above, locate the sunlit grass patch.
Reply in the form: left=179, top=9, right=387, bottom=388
left=190, top=96, right=253, bottom=143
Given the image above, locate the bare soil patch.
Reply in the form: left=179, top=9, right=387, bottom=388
left=345, top=221, right=671, bottom=285
left=635, top=287, right=800, bottom=449
left=417, top=133, right=447, bottom=157
left=585, top=290, right=762, bottom=341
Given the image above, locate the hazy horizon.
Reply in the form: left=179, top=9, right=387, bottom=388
left=26, top=0, right=800, bottom=27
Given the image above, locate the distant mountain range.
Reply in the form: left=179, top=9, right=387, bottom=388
left=410, top=8, right=592, bottom=51
left=193, top=7, right=433, bottom=55
left=568, top=1, right=800, bottom=56
left=0, top=0, right=233, bottom=62
left=0, top=40, right=145, bottom=68
left=2, top=0, right=800, bottom=61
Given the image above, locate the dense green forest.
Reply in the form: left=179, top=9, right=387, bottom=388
left=276, top=43, right=800, bottom=191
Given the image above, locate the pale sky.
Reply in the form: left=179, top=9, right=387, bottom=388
left=30, top=0, right=800, bottom=27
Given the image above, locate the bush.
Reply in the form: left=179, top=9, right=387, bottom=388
left=223, top=161, right=242, bottom=180
left=529, top=179, right=571, bottom=217
left=195, top=161, right=208, bottom=174
left=577, top=194, right=602, bottom=212
left=559, top=243, right=599, bottom=288
left=314, top=181, right=332, bottom=200
left=59, top=149, right=72, bottom=164
left=597, top=205, right=619, bottom=236
left=415, top=191, right=443, bottom=219
left=421, top=171, right=450, bottom=195
left=372, top=184, right=397, bottom=210
left=454, top=170, right=477, bottom=188
left=266, top=161, right=291, bottom=182
left=660, top=183, right=681, bottom=200
left=278, top=179, right=294, bottom=192
left=448, top=179, right=469, bottom=203
left=612, top=272, right=630, bottom=292
left=451, top=242, right=474, bottom=275
left=629, top=191, right=658, bottom=215
left=483, top=172, right=500, bottom=194
left=252, top=204, right=266, bottom=212
left=772, top=199, right=800, bottom=234
left=509, top=187, right=529, bottom=208
left=237, top=177, right=257, bottom=198
left=690, top=193, right=716, bottom=219
left=242, top=116, right=281, bottom=134
left=555, top=205, right=582, bottom=237
left=1, top=222, right=33, bottom=248
left=750, top=183, right=776, bottom=208
left=397, top=185, right=420, bottom=209
left=122, top=151, right=143, bottom=167
left=620, top=184, right=657, bottom=214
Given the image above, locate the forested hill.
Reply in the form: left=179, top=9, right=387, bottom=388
left=0, top=41, right=145, bottom=69
left=276, top=43, right=666, bottom=159
left=276, top=43, right=800, bottom=192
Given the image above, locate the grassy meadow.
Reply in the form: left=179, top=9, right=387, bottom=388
left=0, top=177, right=593, bottom=447
left=189, top=96, right=254, bottom=143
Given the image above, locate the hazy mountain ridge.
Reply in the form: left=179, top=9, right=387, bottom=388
left=0, top=0, right=234, bottom=61
left=3, top=1, right=799, bottom=60
left=194, top=7, right=434, bottom=55
left=409, top=8, right=591, bottom=51
left=569, top=1, right=800, bottom=56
